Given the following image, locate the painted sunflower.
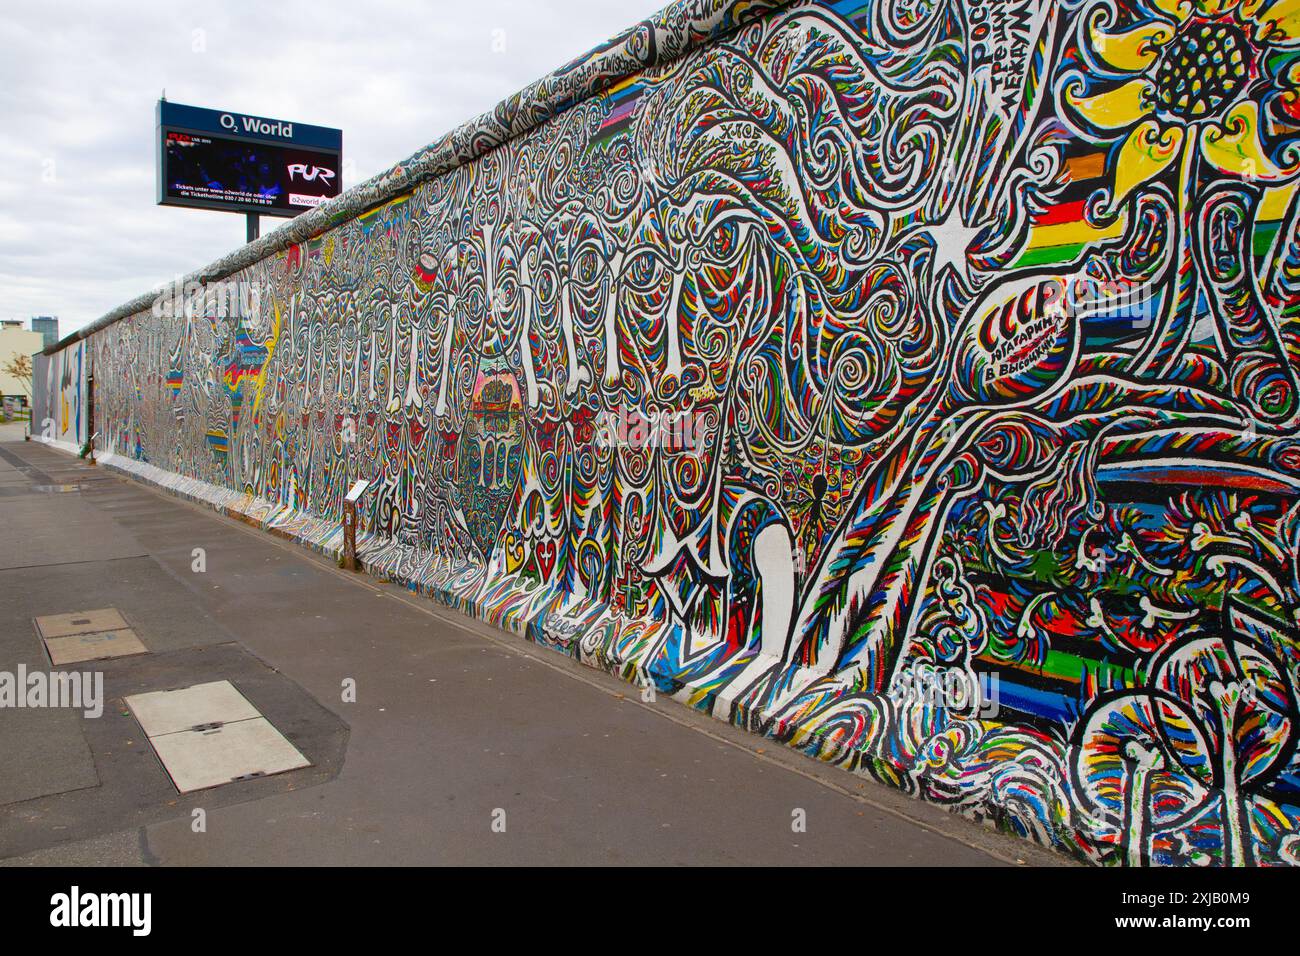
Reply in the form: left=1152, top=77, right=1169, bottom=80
left=1062, top=0, right=1300, bottom=212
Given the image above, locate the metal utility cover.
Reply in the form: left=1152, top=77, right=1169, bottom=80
left=45, top=628, right=148, bottom=665
left=125, top=680, right=311, bottom=793
left=35, top=607, right=129, bottom=639
left=126, top=680, right=261, bottom=737
left=146, top=718, right=310, bottom=793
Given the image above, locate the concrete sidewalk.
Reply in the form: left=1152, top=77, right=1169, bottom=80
left=0, top=438, right=1065, bottom=866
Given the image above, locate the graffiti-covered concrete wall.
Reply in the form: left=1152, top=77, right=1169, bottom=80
left=43, top=0, right=1300, bottom=865
left=31, top=343, right=87, bottom=451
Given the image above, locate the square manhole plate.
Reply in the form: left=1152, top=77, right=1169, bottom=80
left=125, top=680, right=311, bottom=793
left=34, top=608, right=129, bottom=639
left=45, top=628, right=148, bottom=665
left=146, top=718, right=311, bottom=793
left=126, top=680, right=261, bottom=737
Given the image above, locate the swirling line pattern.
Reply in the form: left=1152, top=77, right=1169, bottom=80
left=41, top=0, right=1300, bottom=865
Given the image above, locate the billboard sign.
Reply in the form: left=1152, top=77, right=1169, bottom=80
left=156, top=100, right=343, bottom=218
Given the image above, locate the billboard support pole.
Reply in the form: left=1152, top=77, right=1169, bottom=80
left=246, top=214, right=259, bottom=244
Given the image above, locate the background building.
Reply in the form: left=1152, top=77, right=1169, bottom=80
left=30, top=316, right=58, bottom=349
left=0, top=320, right=45, bottom=404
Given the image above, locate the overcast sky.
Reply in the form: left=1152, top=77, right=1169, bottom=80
left=0, top=0, right=664, bottom=336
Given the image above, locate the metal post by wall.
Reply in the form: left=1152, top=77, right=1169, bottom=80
left=342, top=479, right=368, bottom=572
left=86, top=371, right=95, bottom=466
left=342, top=499, right=357, bottom=571
left=246, top=214, right=260, bottom=244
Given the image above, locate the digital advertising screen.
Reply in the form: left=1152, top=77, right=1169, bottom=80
left=156, top=101, right=343, bottom=218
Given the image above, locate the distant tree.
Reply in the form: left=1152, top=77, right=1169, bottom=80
left=2, top=353, right=32, bottom=396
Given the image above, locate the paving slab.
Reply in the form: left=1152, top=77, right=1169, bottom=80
left=0, top=604, right=100, bottom=806
left=147, top=718, right=311, bottom=793
left=35, top=607, right=128, bottom=639
left=45, top=628, right=147, bottom=665
left=0, top=498, right=146, bottom=570
left=126, top=680, right=261, bottom=737
left=0, top=705, right=100, bottom=805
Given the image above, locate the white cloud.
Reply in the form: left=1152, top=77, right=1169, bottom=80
left=0, top=0, right=664, bottom=336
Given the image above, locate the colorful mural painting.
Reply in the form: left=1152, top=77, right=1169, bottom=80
left=31, top=342, right=87, bottom=451
left=40, top=0, right=1300, bottom=865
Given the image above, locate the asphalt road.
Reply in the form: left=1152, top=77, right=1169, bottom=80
left=0, top=437, right=1066, bottom=866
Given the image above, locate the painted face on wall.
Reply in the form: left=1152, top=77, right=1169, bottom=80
left=615, top=189, right=771, bottom=578
left=561, top=205, right=623, bottom=396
